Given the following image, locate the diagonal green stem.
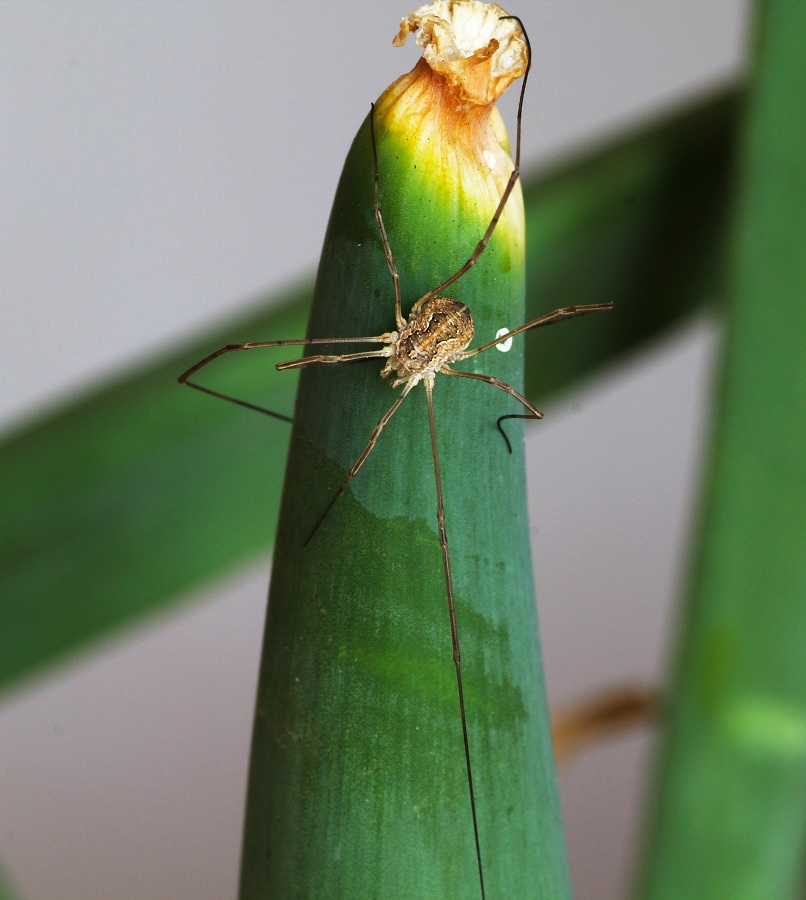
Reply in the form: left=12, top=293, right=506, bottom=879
left=0, top=88, right=739, bottom=693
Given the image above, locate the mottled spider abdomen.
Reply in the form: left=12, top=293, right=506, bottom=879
left=393, top=296, right=475, bottom=380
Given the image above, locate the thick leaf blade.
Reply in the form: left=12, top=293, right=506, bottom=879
left=238, top=36, right=571, bottom=884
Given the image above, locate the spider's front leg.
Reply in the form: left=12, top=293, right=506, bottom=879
left=276, top=344, right=394, bottom=371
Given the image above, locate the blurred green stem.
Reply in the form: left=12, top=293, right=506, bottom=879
left=639, top=4, right=806, bottom=896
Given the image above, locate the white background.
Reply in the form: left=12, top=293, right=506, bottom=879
left=1, top=2, right=749, bottom=898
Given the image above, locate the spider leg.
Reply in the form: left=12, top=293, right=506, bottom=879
left=369, top=103, right=403, bottom=330
left=304, top=380, right=414, bottom=547
left=441, top=367, right=542, bottom=454
left=460, top=303, right=613, bottom=359
left=423, top=374, right=485, bottom=899
left=419, top=17, right=532, bottom=307
left=277, top=348, right=391, bottom=371
left=178, top=335, right=390, bottom=420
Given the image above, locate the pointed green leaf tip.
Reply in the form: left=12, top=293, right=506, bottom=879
left=240, top=4, right=569, bottom=898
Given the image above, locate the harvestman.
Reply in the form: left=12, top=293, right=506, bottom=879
left=180, top=17, right=610, bottom=899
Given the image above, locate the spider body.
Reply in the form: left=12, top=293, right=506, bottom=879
left=384, top=296, right=475, bottom=387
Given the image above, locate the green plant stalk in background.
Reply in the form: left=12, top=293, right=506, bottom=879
left=238, top=14, right=569, bottom=894
left=0, top=87, right=737, bottom=694
left=639, top=2, right=806, bottom=896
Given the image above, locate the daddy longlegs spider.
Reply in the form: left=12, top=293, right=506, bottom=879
left=180, top=16, right=610, bottom=899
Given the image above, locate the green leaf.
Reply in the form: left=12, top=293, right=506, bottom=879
left=524, top=87, right=737, bottom=398
left=639, top=4, right=806, bottom=897
left=238, top=40, right=571, bottom=886
left=0, top=88, right=738, bottom=693
left=0, top=292, right=304, bottom=688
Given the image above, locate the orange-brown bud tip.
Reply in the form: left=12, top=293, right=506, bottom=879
left=393, top=1, right=529, bottom=106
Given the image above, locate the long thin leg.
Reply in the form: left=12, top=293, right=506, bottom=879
left=180, top=334, right=392, bottom=382
left=304, top=381, right=414, bottom=548
left=421, top=18, right=532, bottom=304
left=179, top=379, right=294, bottom=422
left=442, top=367, right=542, bottom=419
left=423, top=375, right=486, bottom=900
left=460, top=302, right=613, bottom=359
left=178, top=336, right=390, bottom=420
left=370, top=103, right=403, bottom=330
left=499, top=15, right=531, bottom=175
left=441, top=367, right=542, bottom=454
left=277, top=348, right=390, bottom=371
